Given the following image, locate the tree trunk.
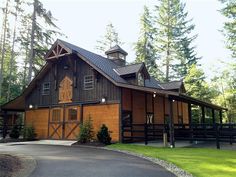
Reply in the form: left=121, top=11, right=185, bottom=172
left=27, top=0, right=37, bottom=85
left=7, top=1, right=20, bottom=101
left=0, top=0, right=10, bottom=99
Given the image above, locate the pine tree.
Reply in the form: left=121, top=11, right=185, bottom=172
left=95, top=23, right=123, bottom=54
left=155, top=0, right=199, bottom=81
left=219, top=0, right=236, bottom=58
left=134, top=6, right=163, bottom=80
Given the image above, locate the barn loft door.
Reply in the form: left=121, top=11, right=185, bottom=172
left=48, top=105, right=81, bottom=140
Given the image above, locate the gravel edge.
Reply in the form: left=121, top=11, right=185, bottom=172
left=102, top=147, right=194, bottom=177
left=0, top=152, right=37, bottom=177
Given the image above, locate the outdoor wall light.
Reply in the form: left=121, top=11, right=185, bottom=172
left=101, top=97, right=106, bottom=103
left=29, top=104, right=33, bottom=109
left=172, top=99, right=175, bottom=102
left=153, top=92, right=156, bottom=98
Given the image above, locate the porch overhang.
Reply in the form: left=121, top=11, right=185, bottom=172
left=0, top=95, right=25, bottom=112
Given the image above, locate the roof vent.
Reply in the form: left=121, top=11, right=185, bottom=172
left=105, top=45, right=128, bottom=66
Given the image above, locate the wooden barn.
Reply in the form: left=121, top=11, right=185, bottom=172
left=1, top=39, right=228, bottom=146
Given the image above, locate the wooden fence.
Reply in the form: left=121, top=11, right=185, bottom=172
left=122, top=123, right=236, bottom=149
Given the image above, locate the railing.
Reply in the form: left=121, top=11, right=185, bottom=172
left=122, top=123, right=236, bottom=149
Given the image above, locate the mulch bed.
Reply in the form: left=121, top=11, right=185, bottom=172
left=0, top=154, right=21, bottom=177
left=72, top=141, right=106, bottom=147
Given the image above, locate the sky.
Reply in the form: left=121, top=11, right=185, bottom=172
left=41, top=0, right=232, bottom=79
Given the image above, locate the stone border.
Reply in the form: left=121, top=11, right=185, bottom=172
left=73, top=145, right=193, bottom=177
left=0, top=152, right=37, bottom=177
left=102, top=147, right=193, bottom=177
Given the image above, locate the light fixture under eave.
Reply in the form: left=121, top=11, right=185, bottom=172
left=101, top=97, right=106, bottom=103
left=29, top=104, right=33, bottom=109
left=153, top=92, right=156, bottom=98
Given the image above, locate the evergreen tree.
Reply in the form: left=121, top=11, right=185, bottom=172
left=219, top=0, right=236, bottom=58
left=134, top=6, right=163, bottom=80
left=155, top=0, right=199, bottom=81
left=95, top=23, right=123, bottom=54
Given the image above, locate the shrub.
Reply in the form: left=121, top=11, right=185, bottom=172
left=23, top=125, right=36, bottom=141
left=9, top=125, right=20, bottom=139
left=97, top=124, right=112, bottom=145
left=77, top=116, right=94, bottom=143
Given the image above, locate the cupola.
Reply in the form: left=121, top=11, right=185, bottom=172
left=105, top=45, right=128, bottom=66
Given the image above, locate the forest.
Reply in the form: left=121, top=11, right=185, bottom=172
left=0, top=0, right=235, bottom=122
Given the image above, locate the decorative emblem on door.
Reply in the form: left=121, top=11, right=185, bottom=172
left=59, top=76, right=73, bottom=103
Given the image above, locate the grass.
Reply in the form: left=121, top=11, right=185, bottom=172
left=108, top=144, right=236, bottom=177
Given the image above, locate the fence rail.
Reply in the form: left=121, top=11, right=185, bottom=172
left=122, top=123, right=236, bottom=149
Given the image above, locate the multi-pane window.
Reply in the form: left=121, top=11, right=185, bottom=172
left=137, top=73, right=144, bottom=86
left=52, top=109, right=61, bottom=122
left=68, top=108, right=77, bottom=121
left=42, top=82, right=50, bottom=95
left=84, top=75, right=94, bottom=90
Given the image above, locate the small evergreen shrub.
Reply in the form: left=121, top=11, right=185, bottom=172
left=77, top=116, right=94, bottom=143
left=97, top=124, right=112, bottom=145
left=9, top=125, right=20, bottom=139
left=23, top=125, right=36, bottom=141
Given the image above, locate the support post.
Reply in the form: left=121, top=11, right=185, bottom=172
left=212, top=109, right=215, bottom=124
left=169, top=99, right=175, bottom=148
left=219, top=110, right=223, bottom=124
left=144, top=123, right=148, bottom=145
left=215, top=123, right=220, bottom=149
left=201, top=106, right=205, bottom=124
left=188, top=103, right=193, bottom=142
left=2, top=111, right=7, bottom=139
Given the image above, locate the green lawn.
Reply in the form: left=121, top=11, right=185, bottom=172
left=108, top=144, right=236, bottom=177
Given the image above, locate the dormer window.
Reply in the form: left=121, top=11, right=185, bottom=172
left=138, top=73, right=144, bottom=86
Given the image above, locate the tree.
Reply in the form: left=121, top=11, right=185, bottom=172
left=219, top=0, right=236, bottom=58
left=134, top=6, right=163, bottom=80
left=211, top=64, right=236, bottom=123
left=95, top=23, right=123, bottom=54
left=155, top=0, right=199, bottom=81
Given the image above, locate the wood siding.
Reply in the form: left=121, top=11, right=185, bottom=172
left=122, top=88, right=189, bottom=125
left=25, top=109, right=49, bottom=139
left=26, top=55, right=121, bottom=108
left=83, top=104, right=120, bottom=142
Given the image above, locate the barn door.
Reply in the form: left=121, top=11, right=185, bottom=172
left=63, top=105, right=80, bottom=140
left=49, top=107, right=64, bottom=139
left=48, top=106, right=81, bottom=140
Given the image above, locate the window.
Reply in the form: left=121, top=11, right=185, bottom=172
left=84, top=75, right=94, bottom=90
left=137, top=73, right=144, bottom=86
left=68, top=108, right=77, bottom=121
left=146, top=113, right=154, bottom=124
left=52, top=109, right=61, bottom=122
left=42, top=82, right=50, bottom=95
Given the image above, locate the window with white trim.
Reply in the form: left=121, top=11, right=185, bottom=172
left=84, top=75, right=94, bottom=90
left=42, top=82, right=50, bottom=95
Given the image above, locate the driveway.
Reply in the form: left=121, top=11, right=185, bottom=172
left=0, top=144, right=175, bottom=177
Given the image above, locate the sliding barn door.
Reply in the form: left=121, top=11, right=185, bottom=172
left=48, top=107, right=63, bottom=139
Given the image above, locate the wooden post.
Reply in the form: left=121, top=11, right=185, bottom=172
left=215, top=123, right=220, bottom=149
left=144, top=123, right=148, bottom=145
left=169, top=99, right=175, bottom=148
left=188, top=103, right=193, bottom=143
left=219, top=110, right=223, bottom=124
left=163, top=132, right=168, bottom=147
left=2, top=111, right=7, bottom=139
left=212, top=109, right=215, bottom=124
left=201, top=106, right=205, bottom=124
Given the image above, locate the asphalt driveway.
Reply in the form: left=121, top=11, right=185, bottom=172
left=0, top=144, right=175, bottom=177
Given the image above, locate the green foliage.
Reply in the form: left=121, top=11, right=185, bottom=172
left=95, top=23, right=123, bottom=54
left=155, top=0, right=199, bottom=81
left=97, top=124, right=112, bottom=145
left=211, top=64, right=236, bottom=123
left=23, top=125, right=36, bottom=141
left=134, top=6, right=163, bottom=80
left=77, top=116, right=94, bottom=143
left=219, top=0, right=236, bottom=58
left=9, top=125, right=20, bottom=139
